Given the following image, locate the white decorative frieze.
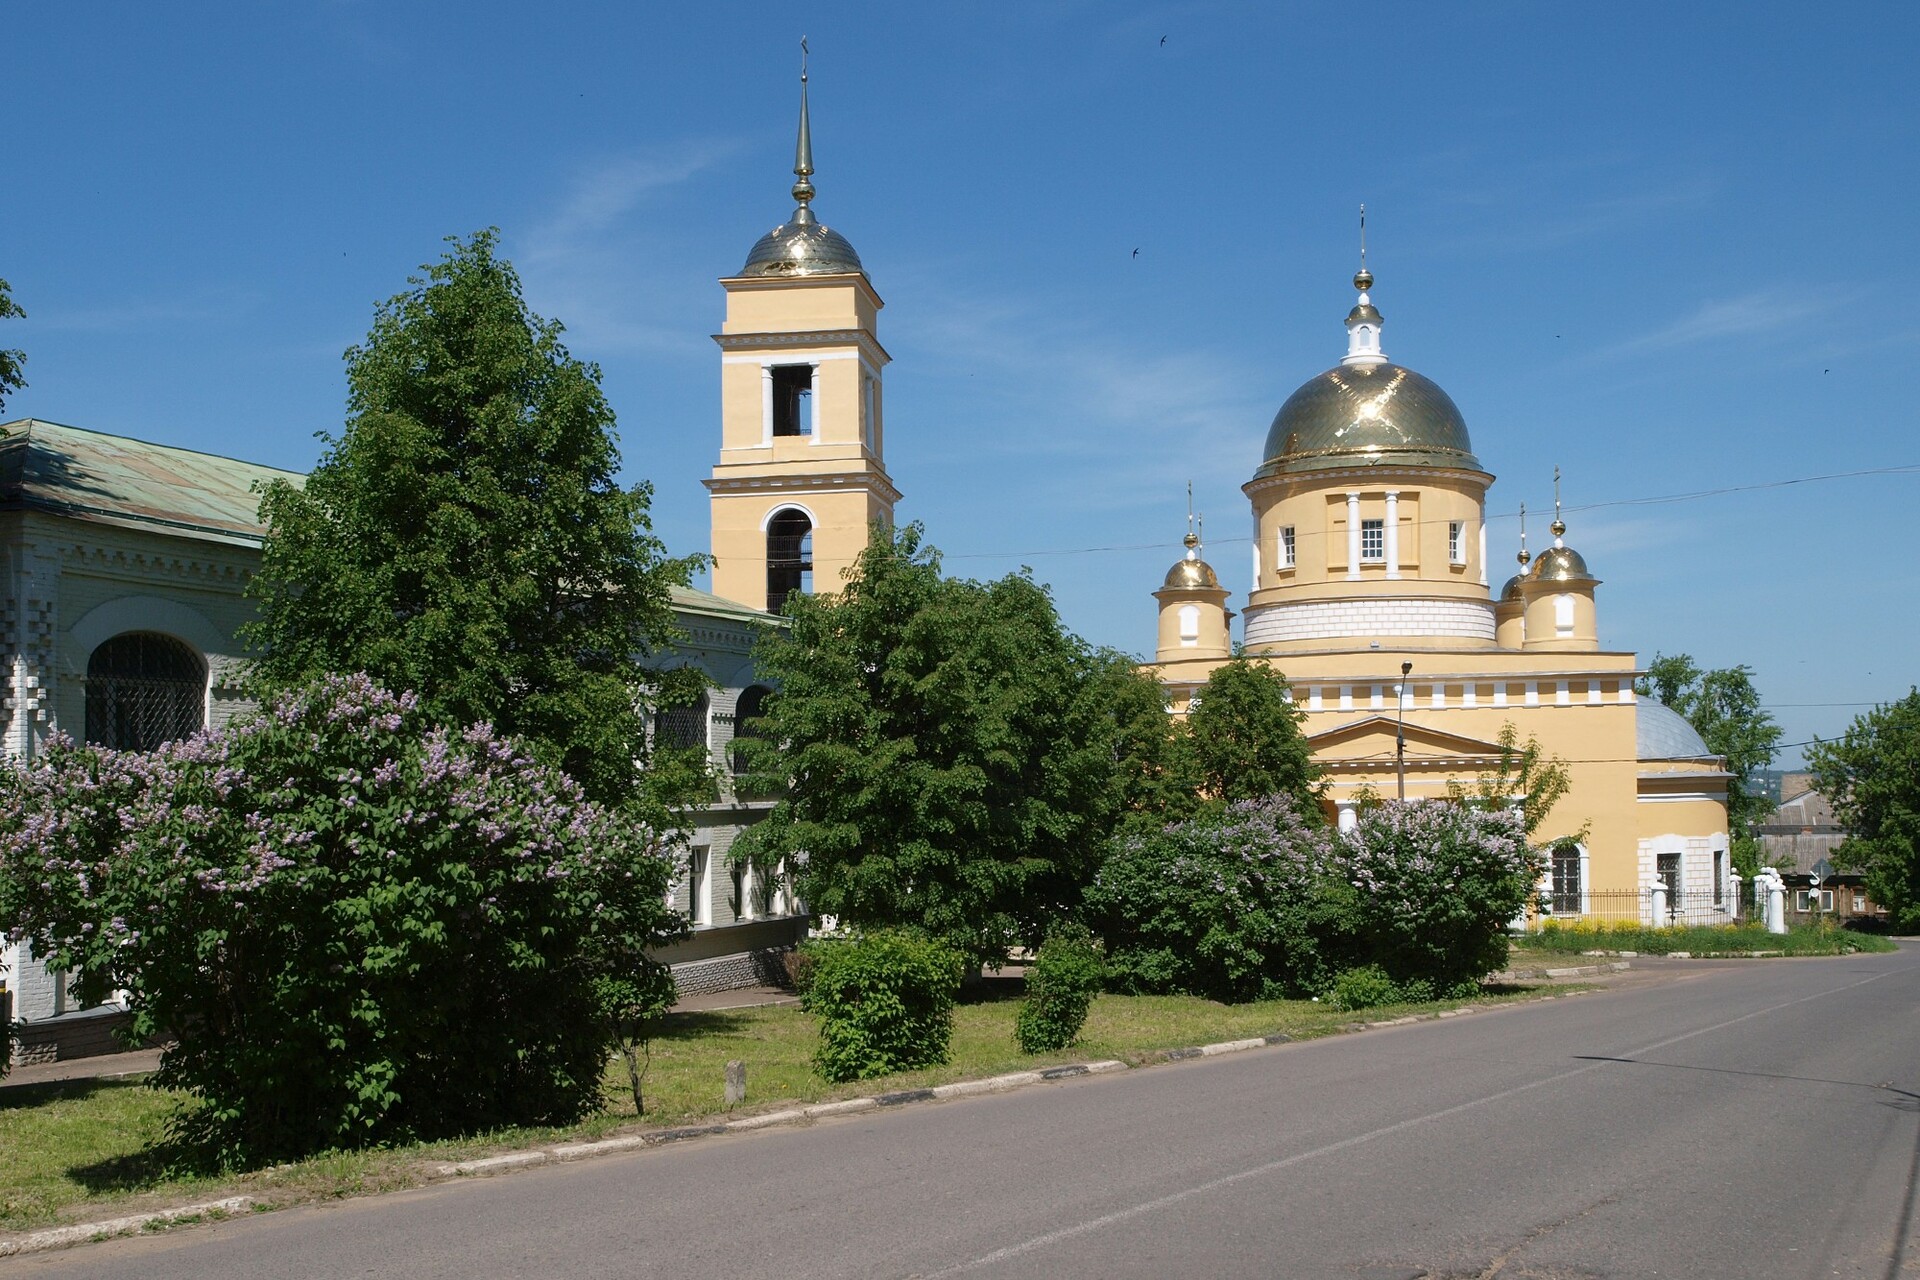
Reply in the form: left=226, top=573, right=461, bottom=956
left=1242, top=597, right=1496, bottom=646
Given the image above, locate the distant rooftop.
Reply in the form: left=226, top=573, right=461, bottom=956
left=0, top=418, right=303, bottom=546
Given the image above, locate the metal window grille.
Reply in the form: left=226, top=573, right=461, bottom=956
left=767, top=510, right=813, bottom=613
left=1550, top=846, right=1582, bottom=914
left=1360, top=518, right=1385, bottom=562
left=85, top=632, right=205, bottom=751
left=654, top=693, right=709, bottom=753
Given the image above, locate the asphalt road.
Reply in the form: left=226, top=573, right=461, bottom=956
left=16, top=946, right=1918, bottom=1279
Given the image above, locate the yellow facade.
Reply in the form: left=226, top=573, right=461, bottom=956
left=1153, top=273, right=1732, bottom=924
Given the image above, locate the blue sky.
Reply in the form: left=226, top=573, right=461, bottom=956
left=9, top=3, right=1917, bottom=765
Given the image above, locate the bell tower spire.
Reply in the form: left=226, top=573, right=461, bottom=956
left=706, top=42, right=900, bottom=613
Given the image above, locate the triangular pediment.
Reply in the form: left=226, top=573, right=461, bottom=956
left=1307, top=715, right=1512, bottom=764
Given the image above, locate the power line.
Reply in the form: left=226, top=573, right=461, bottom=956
left=942, top=462, right=1920, bottom=561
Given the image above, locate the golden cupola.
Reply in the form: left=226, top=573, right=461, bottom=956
left=1517, top=472, right=1601, bottom=652
left=1154, top=520, right=1232, bottom=663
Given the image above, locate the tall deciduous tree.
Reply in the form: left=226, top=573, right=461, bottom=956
left=1636, top=653, right=1783, bottom=863
left=0, top=277, right=25, bottom=414
left=1184, top=657, right=1322, bottom=812
left=1807, top=689, right=1920, bottom=932
left=246, top=231, right=705, bottom=817
left=733, top=524, right=1124, bottom=969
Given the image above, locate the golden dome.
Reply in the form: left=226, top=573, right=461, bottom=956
left=1499, top=573, right=1526, bottom=603
left=1163, top=555, right=1221, bottom=590
left=1530, top=545, right=1593, bottom=581
left=740, top=212, right=864, bottom=278
left=1256, top=361, right=1482, bottom=479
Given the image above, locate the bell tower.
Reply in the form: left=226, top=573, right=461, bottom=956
left=705, top=49, right=899, bottom=613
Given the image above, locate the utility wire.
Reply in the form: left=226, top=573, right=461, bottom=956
left=942, top=462, right=1920, bottom=561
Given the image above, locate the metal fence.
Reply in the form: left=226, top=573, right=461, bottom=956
left=1526, top=886, right=1746, bottom=930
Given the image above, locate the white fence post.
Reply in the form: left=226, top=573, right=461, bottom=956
left=1649, top=878, right=1668, bottom=926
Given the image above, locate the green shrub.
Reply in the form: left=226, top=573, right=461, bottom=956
left=1327, top=965, right=1401, bottom=1011
left=1015, top=924, right=1105, bottom=1053
left=800, top=930, right=965, bottom=1083
left=1086, top=798, right=1339, bottom=1003
left=0, top=674, right=686, bottom=1166
left=1334, top=801, right=1540, bottom=994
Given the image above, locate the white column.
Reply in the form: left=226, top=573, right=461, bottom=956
left=760, top=364, right=775, bottom=443
left=1336, top=799, right=1360, bottom=833
left=1384, top=490, right=1401, bottom=579
left=1648, top=878, right=1668, bottom=926
left=1478, top=521, right=1488, bottom=586
left=809, top=361, right=823, bottom=442
left=1346, top=492, right=1361, bottom=579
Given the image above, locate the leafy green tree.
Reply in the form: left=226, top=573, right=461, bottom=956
left=246, top=231, right=705, bottom=818
left=1807, top=689, right=1920, bottom=932
left=1449, top=721, right=1578, bottom=842
left=1093, top=651, right=1202, bottom=834
left=1185, top=657, right=1322, bottom=811
left=0, top=277, right=25, bottom=414
left=1636, top=652, right=1783, bottom=870
left=734, top=524, right=1123, bottom=969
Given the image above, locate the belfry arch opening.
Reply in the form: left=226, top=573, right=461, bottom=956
left=767, top=508, right=814, bottom=613
left=85, top=631, right=206, bottom=751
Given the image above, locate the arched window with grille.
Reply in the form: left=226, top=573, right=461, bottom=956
left=653, top=690, right=710, bottom=755
left=766, top=509, right=813, bottom=613
left=731, top=685, right=772, bottom=778
left=85, top=632, right=206, bottom=751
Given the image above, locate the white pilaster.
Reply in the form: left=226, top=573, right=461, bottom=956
left=1384, top=490, right=1401, bottom=580
left=1346, top=492, right=1362, bottom=579
left=1478, top=522, right=1488, bottom=586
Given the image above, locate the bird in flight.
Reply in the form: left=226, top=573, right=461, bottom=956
left=1132, top=248, right=1141, bottom=258
left=1160, top=35, right=1168, bottom=45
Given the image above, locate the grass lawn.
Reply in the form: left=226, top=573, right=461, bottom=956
left=1522, top=921, right=1898, bottom=957
left=0, top=979, right=1567, bottom=1237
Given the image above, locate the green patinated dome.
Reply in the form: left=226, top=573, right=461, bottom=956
left=1256, top=361, right=1481, bottom=480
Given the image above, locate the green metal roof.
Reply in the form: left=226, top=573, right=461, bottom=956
left=0, top=418, right=303, bottom=546
left=670, top=583, right=783, bottom=626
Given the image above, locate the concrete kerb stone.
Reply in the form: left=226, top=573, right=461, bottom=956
left=8, top=994, right=1600, bottom=1253
left=0, top=1196, right=254, bottom=1258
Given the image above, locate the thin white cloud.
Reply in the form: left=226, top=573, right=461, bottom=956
left=523, top=145, right=739, bottom=265
left=1592, top=287, right=1862, bottom=361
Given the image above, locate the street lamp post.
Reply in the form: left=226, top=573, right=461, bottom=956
left=1396, top=660, right=1412, bottom=802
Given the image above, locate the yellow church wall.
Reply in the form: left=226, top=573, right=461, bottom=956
left=718, top=273, right=880, bottom=336
left=1248, top=467, right=1488, bottom=599
left=708, top=484, right=889, bottom=609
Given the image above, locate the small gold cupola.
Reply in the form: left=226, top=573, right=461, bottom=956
left=1519, top=470, right=1601, bottom=651
left=1154, top=500, right=1232, bottom=663
left=1494, top=502, right=1530, bottom=648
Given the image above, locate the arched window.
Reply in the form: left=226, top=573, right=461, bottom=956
left=767, top=509, right=814, bottom=613
left=654, top=691, right=710, bottom=754
left=731, top=685, right=772, bottom=777
left=85, top=632, right=206, bottom=750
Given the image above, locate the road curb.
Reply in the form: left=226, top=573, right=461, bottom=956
left=1, top=990, right=1595, bottom=1253
left=0, top=1196, right=253, bottom=1258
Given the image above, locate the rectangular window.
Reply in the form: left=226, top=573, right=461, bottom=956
left=1853, top=890, right=1866, bottom=913
left=1280, top=525, right=1296, bottom=569
left=689, top=847, right=710, bottom=926
left=1449, top=521, right=1465, bottom=565
left=1360, top=518, right=1385, bottom=562
left=771, top=364, right=813, bottom=437
left=1551, top=845, right=1582, bottom=915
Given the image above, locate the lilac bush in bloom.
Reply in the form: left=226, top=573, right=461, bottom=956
left=1086, top=797, right=1338, bottom=1002
left=1332, top=800, right=1541, bottom=996
left=0, top=673, right=686, bottom=1165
